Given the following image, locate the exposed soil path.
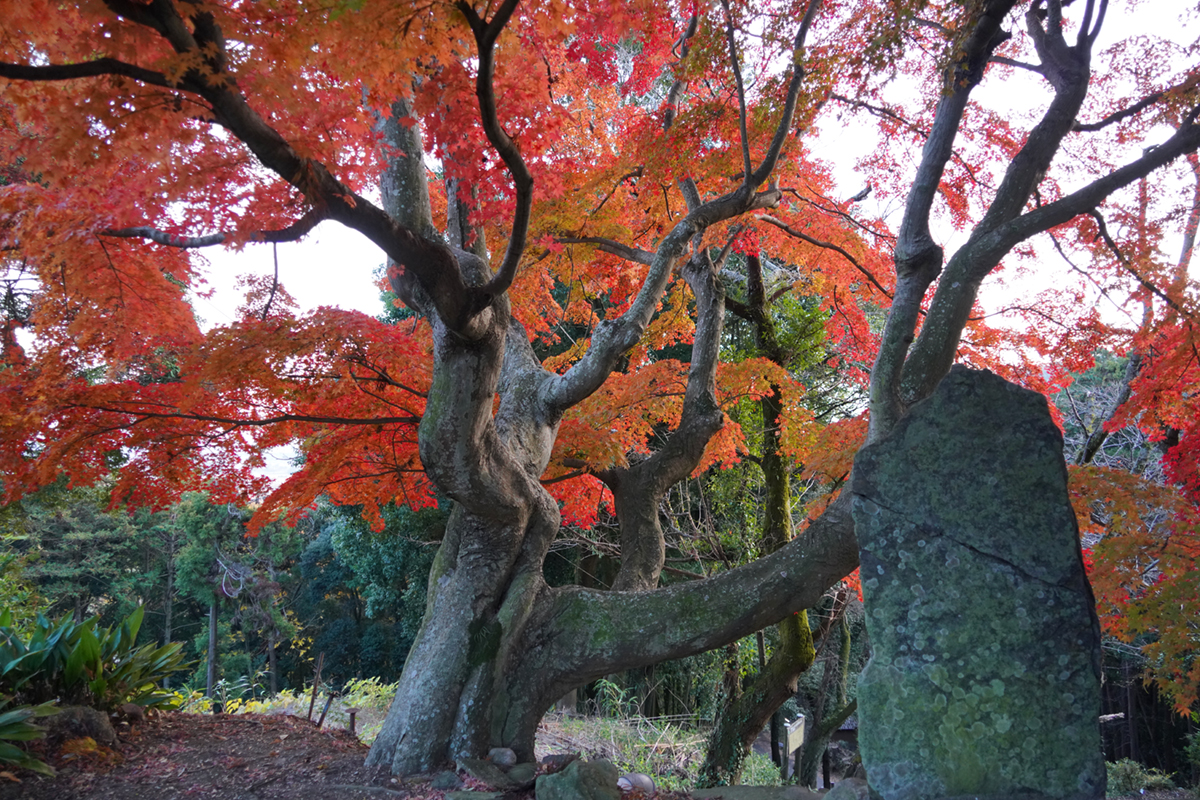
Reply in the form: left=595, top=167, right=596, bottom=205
left=2, top=712, right=1193, bottom=800
left=0, top=712, right=430, bottom=800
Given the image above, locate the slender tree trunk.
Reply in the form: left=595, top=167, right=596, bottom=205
left=698, top=612, right=815, bottom=786
left=163, top=557, right=174, bottom=645
left=207, top=599, right=220, bottom=713
left=798, top=612, right=854, bottom=788
left=267, top=629, right=278, bottom=695
left=697, top=253, right=822, bottom=788
left=161, top=527, right=176, bottom=688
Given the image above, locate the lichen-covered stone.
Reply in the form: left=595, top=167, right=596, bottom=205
left=850, top=366, right=1104, bottom=800
left=431, top=770, right=465, bottom=790
left=44, top=705, right=118, bottom=749
left=536, top=758, right=621, bottom=800
left=457, top=756, right=520, bottom=790
left=824, top=777, right=872, bottom=800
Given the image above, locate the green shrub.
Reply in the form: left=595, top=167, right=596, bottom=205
left=1184, top=731, right=1200, bottom=783
left=1106, top=758, right=1174, bottom=797
left=0, top=700, right=56, bottom=776
left=341, top=676, right=397, bottom=711
left=740, top=751, right=784, bottom=787
left=0, top=552, right=44, bottom=638
left=0, top=606, right=192, bottom=712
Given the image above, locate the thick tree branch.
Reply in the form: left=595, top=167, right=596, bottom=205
left=70, top=405, right=419, bottom=428
left=556, top=237, right=655, bottom=266
left=869, top=0, right=1016, bottom=439
left=456, top=0, right=533, bottom=303
left=993, top=114, right=1200, bottom=261
left=899, top=111, right=1200, bottom=407
left=69, top=0, right=486, bottom=336
left=513, top=490, right=857, bottom=717
left=101, top=209, right=325, bottom=248
left=0, top=58, right=183, bottom=91
left=605, top=247, right=729, bottom=591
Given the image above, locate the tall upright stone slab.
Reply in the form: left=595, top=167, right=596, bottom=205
left=851, top=366, right=1104, bottom=800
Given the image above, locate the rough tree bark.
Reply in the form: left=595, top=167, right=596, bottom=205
left=7, top=0, right=1199, bottom=779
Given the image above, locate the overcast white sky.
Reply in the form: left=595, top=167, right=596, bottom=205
left=195, top=223, right=389, bottom=328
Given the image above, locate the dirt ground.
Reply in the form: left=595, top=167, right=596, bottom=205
left=0, top=712, right=425, bottom=800
left=1, top=712, right=1195, bottom=800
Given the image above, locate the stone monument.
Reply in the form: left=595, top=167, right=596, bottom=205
left=851, top=366, right=1104, bottom=800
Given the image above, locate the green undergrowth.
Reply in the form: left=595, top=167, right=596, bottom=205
left=1105, top=758, right=1177, bottom=797
left=180, top=676, right=397, bottom=745
left=544, top=712, right=781, bottom=791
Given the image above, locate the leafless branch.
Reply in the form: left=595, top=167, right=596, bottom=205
left=0, top=57, right=182, bottom=91
left=758, top=214, right=892, bottom=298
left=1087, top=208, right=1193, bottom=321
left=720, top=0, right=753, bottom=180
left=261, top=243, right=280, bottom=320
left=557, top=237, right=655, bottom=266
left=102, top=209, right=325, bottom=249
left=69, top=404, right=420, bottom=428
left=828, top=93, right=988, bottom=190
left=990, top=56, right=1044, bottom=74
left=1046, top=228, right=1135, bottom=323
left=663, top=14, right=700, bottom=131
left=591, top=168, right=644, bottom=216
left=1072, top=81, right=1194, bottom=133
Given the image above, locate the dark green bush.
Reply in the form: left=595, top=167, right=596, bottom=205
left=0, top=605, right=192, bottom=712
left=0, top=700, right=56, bottom=776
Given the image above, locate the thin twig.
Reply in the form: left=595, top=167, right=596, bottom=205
left=758, top=214, right=892, bottom=298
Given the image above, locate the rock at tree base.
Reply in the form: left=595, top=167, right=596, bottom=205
left=457, top=757, right=521, bottom=790
left=850, top=366, right=1104, bottom=800
left=488, top=746, right=518, bottom=767
left=689, top=786, right=822, bottom=800
left=617, top=772, right=656, bottom=794
left=431, top=770, right=464, bottom=790
left=824, top=778, right=872, bottom=800
left=508, top=762, right=539, bottom=788
left=535, top=758, right=621, bottom=800
left=44, top=705, right=119, bottom=749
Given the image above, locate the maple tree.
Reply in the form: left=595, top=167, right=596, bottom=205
left=1061, top=162, right=1200, bottom=716
left=3, top=0, right=1200, bottom=776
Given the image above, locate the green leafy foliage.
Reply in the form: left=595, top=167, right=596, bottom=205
left=1105, top=758, right=1175, bottom=797
left=0, top=700, right=56, bottom=776
left=2, top=483, right=141, bottom=625
left=1184, top=731, right=1200, bottom=786
left=277, top=501, right=440, bottom=687
left=0, top=606, right=192, bottom=712
left=0, top=551, right=43, bottom=637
